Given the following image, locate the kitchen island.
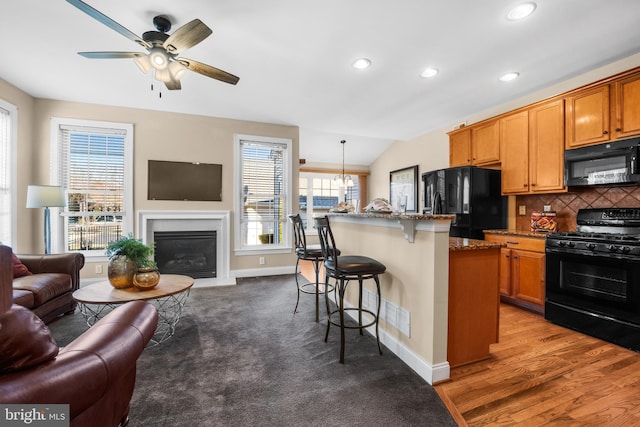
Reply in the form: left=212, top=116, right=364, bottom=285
left=326, top=213, right=501, bottom=383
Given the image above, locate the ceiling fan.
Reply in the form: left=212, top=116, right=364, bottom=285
left=66, top=0, right=239, bottom=90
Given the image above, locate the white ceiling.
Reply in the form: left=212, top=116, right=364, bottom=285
left=2, top=0, right=640, bottom=166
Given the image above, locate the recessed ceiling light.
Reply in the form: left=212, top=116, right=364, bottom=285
left=352, top=58, right=372, bottom=69
left=499, top=72, right=520, bottom=82
left=420, top=67, right=439, bottom=78
left=506, top=2, right=537, bottom=21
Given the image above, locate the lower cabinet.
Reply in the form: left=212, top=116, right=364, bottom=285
left=485, top=233, right=546, bottom=314
left=448, top=247, right=500, bottom=367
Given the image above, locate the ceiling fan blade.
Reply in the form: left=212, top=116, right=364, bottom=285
left=78, top=51, right=145, bottom=59
left=163, top=19, right=212, bottom=54
left=178, top=58, right=239, bottom=85
left=66, top=0, right=150, bottom=49
left=164, top=80, right=182, bottom=90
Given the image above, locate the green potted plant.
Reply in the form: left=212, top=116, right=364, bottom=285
left=105, top=234, right=157, bottom=289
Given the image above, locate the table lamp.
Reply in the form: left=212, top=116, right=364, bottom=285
left=26, top=185, right=65, bottom=254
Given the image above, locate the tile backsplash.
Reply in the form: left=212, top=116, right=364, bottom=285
left=515, top=185, right=640, bottom=232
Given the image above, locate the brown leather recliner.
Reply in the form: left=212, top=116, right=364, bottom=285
left=13, top=250, right=85, bottom=324
left=0, top=246, right=159, bottom=427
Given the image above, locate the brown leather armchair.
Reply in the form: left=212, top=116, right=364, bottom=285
left=13, top=250, right=85, bottom=324
left=0, top=246, right=159, bottom=427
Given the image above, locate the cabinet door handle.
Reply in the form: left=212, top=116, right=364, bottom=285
left=513, top=255, right=519, bottom=260
left=603, top=130, right=608, bottom=135
left=506, top=241, right=519, bottom=245
left=616, top=128, right=621, bottom=132
left=505, top=255, right=510, bottom=259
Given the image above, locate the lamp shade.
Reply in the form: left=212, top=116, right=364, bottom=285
left=26, top=185, right=65, bottom=208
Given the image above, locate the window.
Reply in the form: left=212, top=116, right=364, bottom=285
left=50, top=118, right=133, bottom=257
left=298, top=171, right=360, bottom=230
left=0, top=100, right=17, bottom=246
left=234, top=134, right=292, bottom=253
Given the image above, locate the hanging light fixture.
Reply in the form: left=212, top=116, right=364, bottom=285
left=334, top=140, right=354, bottom=190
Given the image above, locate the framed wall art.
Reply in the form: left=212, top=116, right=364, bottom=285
left=389, top=165, right=418, bottom=213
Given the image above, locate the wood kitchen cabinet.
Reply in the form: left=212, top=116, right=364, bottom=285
left=613, top=73, right=640, bottom=139
left=501, top=102, right=565, bottom=195
left=565, top=85, right=610, bottom=148
left=448, top=243, right=500, bottom=367
left=449, top=127, right=471, bottom=167
left=485, top=233, right=546, bottom=314
left=566, top=71, right=640, bottom=148
left=448, top=120, right=500, bottom=167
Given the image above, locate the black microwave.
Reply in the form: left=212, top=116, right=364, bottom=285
left=564, top=137, right=640, bottom=187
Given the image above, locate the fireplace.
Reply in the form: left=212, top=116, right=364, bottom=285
left=137, top=210, right=234, bottom=287
left=154, top=231, right=216, bottom=279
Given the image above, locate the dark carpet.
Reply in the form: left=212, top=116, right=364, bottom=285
left=48, top=274, right=457, bottom=427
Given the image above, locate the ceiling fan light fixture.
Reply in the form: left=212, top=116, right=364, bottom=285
left=169, top=61, right=188, bottom=80
left=149, top=47, right=169, bottom=69
left=134, top=55, right=152, bottom=74
left=154, top=67, right=172, bottom=83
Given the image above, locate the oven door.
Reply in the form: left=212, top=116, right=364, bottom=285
left=546, top=246, right=640, bottom=350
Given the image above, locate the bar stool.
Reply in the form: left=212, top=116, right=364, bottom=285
left=288, top=214, right=337, bottom=322
left=314, top=215, right=386, bottom=363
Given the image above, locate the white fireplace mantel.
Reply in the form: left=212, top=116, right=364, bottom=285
left=137, top=210, right=235, bottom=287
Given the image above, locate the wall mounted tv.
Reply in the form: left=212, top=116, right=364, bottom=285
left=148, top=160, right=222, bottom=201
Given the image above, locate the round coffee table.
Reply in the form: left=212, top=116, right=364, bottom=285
left=73, top=274, right=194, bottom=346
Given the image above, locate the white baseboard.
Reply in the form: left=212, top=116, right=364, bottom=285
left=232, top=266, right=296, bottom=278
left=329, top=292, right=450, bottom=385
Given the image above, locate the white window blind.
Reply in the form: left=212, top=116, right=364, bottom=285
left=0, top=106, right=11, bottom=245
left=56, top=123, right=129, bottom=253
left=237, top=137, right=291, bottom=249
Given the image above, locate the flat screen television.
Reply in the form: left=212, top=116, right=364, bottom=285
left=148, top=160, right=222, bottom=201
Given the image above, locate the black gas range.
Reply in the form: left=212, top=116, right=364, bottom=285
left=545, top=208, right=640, bottom=352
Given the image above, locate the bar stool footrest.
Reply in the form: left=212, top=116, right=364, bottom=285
left=328, top=307, right=377, bottom=329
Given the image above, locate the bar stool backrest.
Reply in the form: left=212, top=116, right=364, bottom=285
left=314, top=215, right=339, bottom=272
left=288, top=214, right=309, bottom=257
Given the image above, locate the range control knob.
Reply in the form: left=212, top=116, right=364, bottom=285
left=586, top=243, right=596, bottom=250
left=567, top=241, right=575, bottom=248
left=557, top=241, right=566, bottom=247
left=622, top=246, right=631, bottom=253
left=608, top=245, right=619, bottom=252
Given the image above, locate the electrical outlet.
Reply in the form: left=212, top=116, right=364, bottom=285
left=543, top=205, right=552, bottom=212
left=95, top=264, right=103, bottom=274
left=519, top=205, right=526, bottom=215
left=259, top=256, right=265, bottom=265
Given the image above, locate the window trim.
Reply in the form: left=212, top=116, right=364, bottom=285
left=50, top=117, right=134, bottom=258
left=234, top=134, right=293, bottom=255
left=0, top=99, right=17, bottom=248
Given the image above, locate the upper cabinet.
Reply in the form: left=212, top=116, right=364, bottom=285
left=528, top=99, right=566, bottom=193
left=449, top=128, right=471, bottom=167
left=565, top=85, right=610, bottom=148
left=566, top=71, right=640, bottom=148
left=500, top=111, right=529, bottom=194
left=613, top=73, right=640, bottom=139
left=471, top=120, right=500, bottom=166
left=447, top=67, right=640, bottom=194
left=448, top=120, right=500, bottom=167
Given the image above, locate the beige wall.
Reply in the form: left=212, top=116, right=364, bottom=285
left=1, top=79, right=299, bottom=276
left=0, top=79, right=37, bottom=252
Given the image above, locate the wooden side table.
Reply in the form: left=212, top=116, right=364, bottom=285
left=73, top=274, right=194, bottom=346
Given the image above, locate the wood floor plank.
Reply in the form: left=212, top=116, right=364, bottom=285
left=435, top=303, right=640, bottom=426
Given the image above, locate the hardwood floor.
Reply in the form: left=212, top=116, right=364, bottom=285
left=435, top=304, right=640, bottom=426
left=299, top=260, right=640, bottom=426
